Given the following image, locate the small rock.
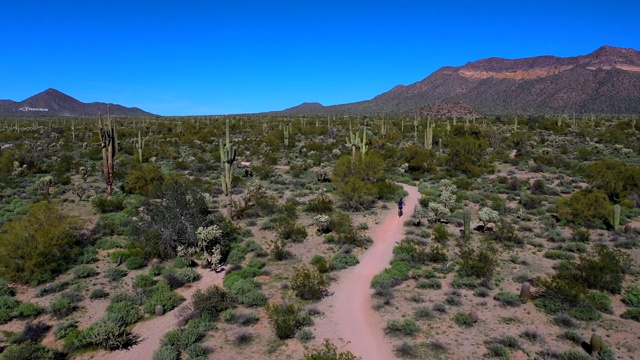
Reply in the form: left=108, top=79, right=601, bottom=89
left=155, top=304, right=165, bottom=316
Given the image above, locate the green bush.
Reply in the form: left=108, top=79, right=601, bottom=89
left=89, top=288, right=110, bottom=300
left=621, top=308, right=640, bottom=321
left=191, top=285, right=237, bottom=320
left=622, top=286, right=640, bottom=307
left=162, top=327, right=205, bottom=351
left=14, top=302, right=44, bottom=319
left=0, top=201, right=82, bottom=285
left=91, top=195, right=126, bottom=213
left=453, top=311, right=475, bottom=327
left=417, top=278, right=442, bottom=290
left=54, top=319, right=78, bottom=340
left=556, top=188, right=612, bottom=228
left=371, top=261, right=412, bottom=289
left=276, top=218, right=308, bottom=243
left=0, top=342, right=62, bottom=360
left=93, top=213, right=134, bottom=237
left=133, top=273, right=158, bottom=290
left=585, top=291, right=612, bottom=313
left=290, top=266, right=328, bottom=301
left=0, top=278, right=15, bottom=297
left=124, top=163, right=165, bottom=196
left=457, top=241, right=498, bottom=279
left=153, top=345, right=179, bottom=360
left=493, top=291, right=522, bottom=307
left=384, top=318, right=419, bottom=337
left=266, top=302, right=303, bottom=340
left=173, top=267, right=201, bottom=284
left=310, top=255, right=331, bottom=273
left=303, top=339, right=360, bottom=360
left=105, top=267, right=128, bottom=281
left=105, top=301, right=141, bottom=326
left=125, top=256, right=147, bottom=270
left=330, top=253, right=359, bottom=270
left=142, top=280, right=185, bottom=314
left=85, top=318, right=140, bottom=351
left=49, top=294, right=77, bottom=319
left=74, top=265, right=98, bottom=279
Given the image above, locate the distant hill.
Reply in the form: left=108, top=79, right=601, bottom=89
left=0, top=88, right=154, bottom=117
left=282, top=45, right=640, bottom=116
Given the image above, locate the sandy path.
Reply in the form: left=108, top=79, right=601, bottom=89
left=313, top=183, right=420, bottom=360
left=87, top=268, right=224, bottom=360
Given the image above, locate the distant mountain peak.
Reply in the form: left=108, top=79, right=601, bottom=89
left=0, top=88, right=154, bottom=117
left=283, top=102, right=324, bottom=112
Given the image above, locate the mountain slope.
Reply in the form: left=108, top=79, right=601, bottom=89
left=0, top=88, right=154, bottom=117
left=283, top=45, right=640, bottom=115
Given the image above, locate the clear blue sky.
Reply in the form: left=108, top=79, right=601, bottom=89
left=1, top=1, right=638, bottom=115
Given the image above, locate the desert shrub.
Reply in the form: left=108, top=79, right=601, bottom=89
left=10, top=320, right=51, bottom=344
left=162, top=327, right=204, bottom=351
left=310, top=255, right=331, bottom=273
left=493, top=291, right=521, bottom=307
left=621, top=308, right=640, bottom=321
left=413, top=306, right=433, bottom=319
left=370, top=261, right=412, bottom=289
left=93, top=213, right=134, bottom=237
left=0, top=342, right=62, bottom=360
left=0, top=295, right=19, bottom=315
left=124, top=162, right=165, bottom=196
left=153, top=345, right=179, bottom=360
left=304, top=193, right=334, bottom=214
left=276, top=218, right=308, bottom=243
left=452, top=311, right=475, bottom=327
left=35, top=280, right=69, bottom=297
left=173, top=267, right=202, bottom=284
left=585, top=290, right=612, bottom=313
left=432, top=223, right=449, bottom=243
left=227, top=243, right=248, bottom=264
left=134, top=179, right=237, bottom=260
left=133, top=273, right=157, bottom=290
left=0, top=278, right=15, bottom=297
left=290, top=266, right=328, bottom=301
left=556, top=188, right=612, bottom=228
left=457, top=241, right=498, bottom=279
left=191, top=285, right=237, bottom=320
left=544, top=250, right=575, bottom=260
left=49, top=293, right=78, bottom=319
left=474, top=287, right=491, bottom=298
left=54, top=319, right=78, bottom=340
left=554, top=313, right=578, bottom=328
left=489, top=219, right=523, bottom=246
left=296, top=328, right=314, bottom=342
left=303, top=339, right=360, bottom=360
left=89, top=289, right=109, bottom=300
left=142, top=280, right=185, bottom=314
left=384, top=318, right=419, bottom=337
left=266, top=302, right=303, bottom=339
left=14, top=302, right=44, bottom=319
left=85, top=317, right=140, bottom=351
left=105, top=267, right=128, bottom=281
left=0, top=201, right=82, bottom=285
left=622, top=285, right=640, bottom=307
left=572, top=227, right=590, bottom=243
left=92, top=195, right=126, bottom=213
left=74, top=265, right=97, bottom=279
left=446, top=135, right=493, bottom=177
left=185, top=343, right=207, bottom=359
left=451, top=276, right=477, bottom=290
left=585, top=158, right=640, bottom=203
left=330, top=253, right=359, bottom=270
left=125, top=256, right=146, bottom=270
left=105, top=300, right=141, bottom=326
left=417, top=278, right=441, bottom=290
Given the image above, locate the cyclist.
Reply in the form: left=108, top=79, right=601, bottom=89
left=398, top=197, right=405, bottom=217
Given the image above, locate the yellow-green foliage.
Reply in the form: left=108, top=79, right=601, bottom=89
left=585, top=158, right=640, bottom=204
left=445, top=135, right=493, bottom=177
left=0, top=201, right=83, bottom=285
left=556, top=188, right=611, bottom=228
left=124, top=162, right=164, bottom=196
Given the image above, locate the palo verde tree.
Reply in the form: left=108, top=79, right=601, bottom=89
left=0, top=201, right=83, bottom=285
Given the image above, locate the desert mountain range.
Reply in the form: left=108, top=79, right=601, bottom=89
left=283, top=45, right=640, bottom=116
left=0, top=88, right=154, bottom=117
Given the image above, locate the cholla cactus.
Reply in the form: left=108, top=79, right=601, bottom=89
left=12, top=161, right=26, bottom=177
left=478, top=207, right=500, bottom=227
left=427, top=202, right=451, bottom=223
left=74, top=183, right=86, bottom=202
left=36, top=176, right=53, bottom=201
left=311, top=163, right=332, bottom=182
left=313, top=214, right=331, bottom=234
left=196, top=225, right=223, bottom=246
left=399, top=163, right=409, bottom=173
left=438, top=180, right=457, bottom=209
left=331, top=149, right=341, bottom=157
left=244, top=180, right=266, bottom=205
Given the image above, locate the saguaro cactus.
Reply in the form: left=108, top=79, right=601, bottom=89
left=590, top=332, right=602, bottom=355
left=220, top=119, right=237, bottom=219
left=98, top=106, right=117, bottom=198
left=463, top=206, right=471, bottom=238
left=135, top=131, right=145, bottom=163
left=613, top=204, right=621, bottom=231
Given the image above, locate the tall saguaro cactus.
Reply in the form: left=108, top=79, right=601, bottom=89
left=220, top=119, right=237, bottom=219
left=135, top=131, right=145, bottom=163
left=463, top=206, right=471, bottom=238
left=98, top=106, right=117, bottom=198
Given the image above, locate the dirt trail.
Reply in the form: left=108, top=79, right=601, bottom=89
left=87, top=268, right=224, bottom=360
left=313, top=183, right=420, bottom=360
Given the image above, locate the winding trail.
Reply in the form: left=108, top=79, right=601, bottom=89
left=88, top=268, right=224, bottom=360
left=313, top=183, right=420, bottom=360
